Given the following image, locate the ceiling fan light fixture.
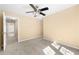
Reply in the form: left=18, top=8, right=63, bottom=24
left=26, top=4, right=49, bottom=17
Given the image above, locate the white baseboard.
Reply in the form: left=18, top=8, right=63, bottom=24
left=18, top=36, right=42, bottom=43
left=43, top=37, right=79, bottom=50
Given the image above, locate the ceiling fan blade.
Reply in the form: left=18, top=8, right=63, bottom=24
left=29, top=4, right=37, bottom=12
left=40, top=7, right=49, bottom=11
left=40, top=12, right=46, bottom=16
left=26, top=11, right=34, bottom=13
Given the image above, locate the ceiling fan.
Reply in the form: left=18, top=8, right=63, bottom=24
left=26, top=4, right=49, bottom=17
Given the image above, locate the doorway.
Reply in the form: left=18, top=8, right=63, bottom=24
left=6, top=19, right=17, bottom=45
left=3, top=15, right=18, bottom=51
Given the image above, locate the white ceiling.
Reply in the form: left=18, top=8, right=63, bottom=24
left=0, top=4, right=76, bottom=19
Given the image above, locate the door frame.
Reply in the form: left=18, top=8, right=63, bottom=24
left=3, top=12, right=19, bottom=51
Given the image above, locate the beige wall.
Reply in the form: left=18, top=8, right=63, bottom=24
left=18, top=16, right=42, bottom=41
left=5, top=11, right=42, bottom=42
left=0, top=10, right=42, bottom=48
left=43, top=5, right=79, bottom=49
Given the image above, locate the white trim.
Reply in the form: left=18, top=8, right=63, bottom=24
left=43, top=37, right=79, bottom=50
left=5, top=16, right=18, bottom=20
left=18, top=36, right=42, bottom=43
left=17, top=18, right=20, bottom=43
left=3, top=12, right=6, bottom=51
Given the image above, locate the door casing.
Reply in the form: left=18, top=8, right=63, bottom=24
left=3, top=12, right=18, bottom=51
